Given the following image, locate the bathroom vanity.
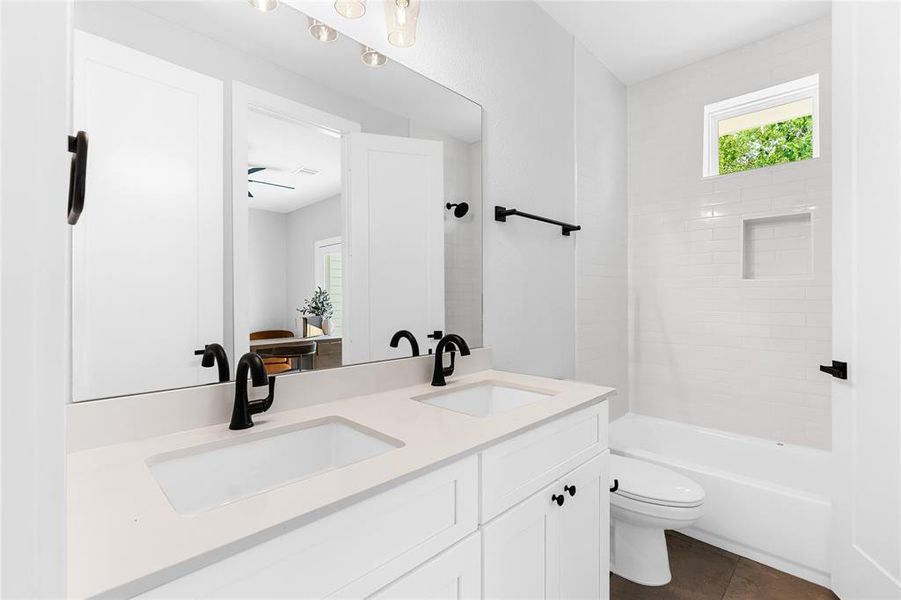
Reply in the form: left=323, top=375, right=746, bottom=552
left=67, top=369, right=613, bottom=598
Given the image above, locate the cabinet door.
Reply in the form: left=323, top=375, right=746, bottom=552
left=369, top=533, right=480, bottom=600
left=482, top=481, right=561, bottom=599
left=557, top=452, right=609, bottom=600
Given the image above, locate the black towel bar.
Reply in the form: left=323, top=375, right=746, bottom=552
left=495, top=205, right=581, bottom=236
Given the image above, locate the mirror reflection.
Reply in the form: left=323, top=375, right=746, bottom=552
left=71, top=1, right=482, bottom=401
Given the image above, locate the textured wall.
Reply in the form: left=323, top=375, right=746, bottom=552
left=627, top=18, right=832, bottom=448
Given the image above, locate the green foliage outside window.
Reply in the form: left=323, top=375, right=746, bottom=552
left=718, top=114, right=813, bottom=175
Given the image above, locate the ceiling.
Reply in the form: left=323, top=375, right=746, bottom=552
left=247, top=109, right=341, bottom=213
left=537, top=1, right=831, bottom=85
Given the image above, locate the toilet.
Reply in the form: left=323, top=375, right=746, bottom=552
left=609, top=454, right=705, bottom=586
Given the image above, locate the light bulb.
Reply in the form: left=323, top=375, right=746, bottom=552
left=247, top=0, right=279, bottom=12
left=385, top=0, right=419, bottom=48
left=335, top=0, right=366, bottom=18
left=308, top=19, right=338, bottom=43
left=361, top=46, right=387, bottom=67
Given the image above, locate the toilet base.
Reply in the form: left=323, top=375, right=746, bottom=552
left=610, top=520, right=672, bottom=586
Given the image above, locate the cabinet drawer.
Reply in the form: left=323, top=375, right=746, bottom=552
left=481, top=402, right=607, bottom=521
left=138, top=456, right=478, bottom=599
left=367, top=532, right=481, bottom=599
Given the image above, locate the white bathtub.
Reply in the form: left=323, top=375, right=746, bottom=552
left=609, top=413, right=832, bottom=586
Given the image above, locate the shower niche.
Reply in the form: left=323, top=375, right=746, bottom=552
left=741, top=212, right=813, bottom=280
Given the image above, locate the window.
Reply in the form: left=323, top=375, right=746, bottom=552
left=703, top=74, right=819, bottom=177
left=314, top=237, right=343, bottom=335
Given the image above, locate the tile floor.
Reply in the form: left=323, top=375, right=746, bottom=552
left=611, top=532, right=838, bottom=600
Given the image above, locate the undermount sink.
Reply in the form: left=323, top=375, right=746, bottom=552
left=414, top=381, right=554, bottom=418
left=147, top=418, right=403, bottom=514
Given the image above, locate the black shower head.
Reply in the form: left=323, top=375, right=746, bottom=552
left=446, top=202, right=469, bottom=218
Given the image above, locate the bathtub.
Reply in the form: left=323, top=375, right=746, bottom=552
left=609, top=413, right=832, bottom=586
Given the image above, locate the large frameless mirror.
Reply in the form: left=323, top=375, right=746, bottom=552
left=71, top=1, right=482, bottom=402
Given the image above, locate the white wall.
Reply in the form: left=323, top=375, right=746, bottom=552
left=574, top=43, right=629, bottom=419
left=248, top=209, right=289, bottom=333
left=286, top=195, right=342, bottom=327
left=0, top=1, right=69, bottom=595
left=627, top=18, right=832, bottom=448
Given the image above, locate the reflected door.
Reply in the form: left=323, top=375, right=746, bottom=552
left=344, top=133, right=444, bottom=364
left=72, top=31, right=224, bottom=400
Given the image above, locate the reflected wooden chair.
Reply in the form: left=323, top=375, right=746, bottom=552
left=249, top=330, right=295, bottom=375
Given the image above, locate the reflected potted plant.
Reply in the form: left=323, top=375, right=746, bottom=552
left=298, top=287, right=334, bottom=336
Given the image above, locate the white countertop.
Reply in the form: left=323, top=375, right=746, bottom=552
left=68, top=369, right=613, bottom=598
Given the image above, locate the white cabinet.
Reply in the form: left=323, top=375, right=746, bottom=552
left=136, top=405, right=609, bottom=600
left=139, top=457, right=478, bottom=599
left=369, top=533, right=481, bottom=600
left=481, top=402, right=607, bottom=521
left=483, top=452, right=609, bottom=600
left=559, top=452, right=610, bottom=600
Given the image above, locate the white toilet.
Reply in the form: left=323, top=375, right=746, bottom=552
left=609, top=454, right=705, bottom=586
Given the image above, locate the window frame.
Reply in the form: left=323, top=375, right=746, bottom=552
left=314, top=236, right=343, bottom=332
left=703, top=74, right=820, bottom=178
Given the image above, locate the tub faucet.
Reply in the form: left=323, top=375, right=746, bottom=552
left=431, top=334, right=471, bottom=386
left=390, top=330, right=420, bottom=357
left=230, top=353, right=275, bottom=430
left=195, top=343, right=230, bottom=383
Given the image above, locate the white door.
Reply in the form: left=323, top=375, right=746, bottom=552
left=72, top=31, right=223, bottom=400
left=369, top=533, right=481, bottom=599
left=558, top=453, right=609, bottom=600
left=483, top=480, right=561, bottom=600
left=831, top=4, right=901, bottom=598
left=344, top=133, right=444, bottom=365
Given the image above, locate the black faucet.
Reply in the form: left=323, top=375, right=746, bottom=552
left=195, top=343, right=230, bottom=383
left=230, top=353, right=275, bottom=430
left=431, top=334, right=471, bottom=386
left=390, top=330, right=420, bottom=357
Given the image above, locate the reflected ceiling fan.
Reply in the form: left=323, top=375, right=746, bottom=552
left=247, top=166, right=295, bottom=198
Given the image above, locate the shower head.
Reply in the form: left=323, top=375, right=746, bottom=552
left=446, top=202, right=469, bottom=218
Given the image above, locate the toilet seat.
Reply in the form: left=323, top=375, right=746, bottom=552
left=611, top=454, right=705, bottom=508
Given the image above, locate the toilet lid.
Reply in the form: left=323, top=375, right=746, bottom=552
left=610, top=455, right=705, bottom=507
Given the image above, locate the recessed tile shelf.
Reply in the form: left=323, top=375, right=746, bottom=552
left=742, top=212, right=813, bottom=280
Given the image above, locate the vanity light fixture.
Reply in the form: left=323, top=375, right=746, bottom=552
left=361, top=45, right=388, bottom=67
left=335, top=0, right=366, bottom=19
left=247, top=0, right=279, bottom=12
left=309, top=18, right=339, bottom=42
left=385, top=0, right=420, bottom=48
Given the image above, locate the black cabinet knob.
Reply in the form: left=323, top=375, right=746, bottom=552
left=551, top=494, right=565, bottom=507
left=565, top=484, right=576, bottom=497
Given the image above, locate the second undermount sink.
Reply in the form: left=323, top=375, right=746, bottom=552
left=147, top=418, right=403, bottom=514
left=414, top=381, right=554, bottom=418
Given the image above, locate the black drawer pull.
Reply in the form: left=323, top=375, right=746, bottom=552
left=565, top=484, right=576, bottom=497
left=610, top=479, right=619, bottom=493
left=551, top=494, right=565, bottom=507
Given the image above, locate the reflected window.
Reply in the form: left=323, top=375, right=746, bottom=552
left=315, top=237, right=343, bottom=335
